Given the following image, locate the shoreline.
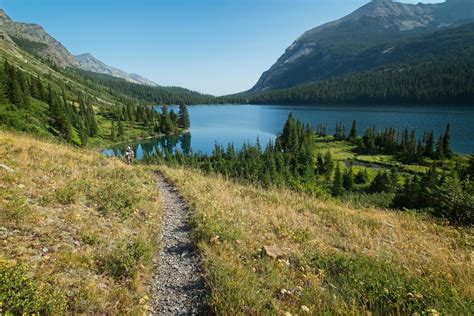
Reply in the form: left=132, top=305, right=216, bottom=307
left=95, top=129, right=190, bottom=153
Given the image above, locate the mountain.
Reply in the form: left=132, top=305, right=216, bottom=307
left=251, top=0, right=474, bottom=92
left=75, top=53, right=158, bottom=86
left=0, top=9, right=157, bottom=86
left=0, top=9, right=79, bottom=67
left=248, top=22, right=474, bottom=105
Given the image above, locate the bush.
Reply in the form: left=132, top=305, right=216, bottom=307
left=54, top=183, right=78, bottom=205
left=91, top=171, right=143, bottom=219
left=302, top=251, right=464, bottom=314
left=102, top=238, right=154, bottom=280
left=0, top=189, right=29, bottom=226
left=0, top=259, right=66, bottom=314
left=432, top=177, right=474, bottom=225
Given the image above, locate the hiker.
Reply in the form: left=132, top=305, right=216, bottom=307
left=126, top=146, right=134, bottom=165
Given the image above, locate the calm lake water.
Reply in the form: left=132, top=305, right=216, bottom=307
left=102, top=104, right=474, bottom=159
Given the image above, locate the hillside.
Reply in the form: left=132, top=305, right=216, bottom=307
left=75, top=53, right=158, bottom=87
left=160, top=165, right=473, bottom=315
left=246, top=22, right=474, bottom=105
left=250, top=0, right=474, bottom=93
left=0, top=9, right=207, bottom=147
left=0, top=9, right=213, bottom=106
left=0, top=131, right=161, bottom=314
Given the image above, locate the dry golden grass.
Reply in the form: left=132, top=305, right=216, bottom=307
left=0, top=131, right=162, bottom=314
left=161, top=165, right=473, bottom=315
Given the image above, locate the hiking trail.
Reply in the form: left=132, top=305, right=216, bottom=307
left=148, top=172, right=208, bottom=315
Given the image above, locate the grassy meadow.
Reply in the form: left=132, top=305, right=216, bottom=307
left=160, top=165, right=473, bottom=315
left=0, top=131, right=161, bottom=314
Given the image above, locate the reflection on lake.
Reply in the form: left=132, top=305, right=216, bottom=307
left=103, top=104, right=474, bottom=160
left=102, top=133, right=192, bottom=159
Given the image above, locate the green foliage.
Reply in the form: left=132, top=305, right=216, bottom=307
left=102, top=238, right=154, bottom=279
left=432, top=177, right=474, bottom=225
left=91, top=170, right=143, bottom=219
left=302, top=250, right=468, bottom=314
left=0, top=259, right=67, bottom=315
left=178, top=104, right=190, bottom=129
left=369, top=170, right=395, bottom=193
left=10, top=36, right=48, bottom=55
left=249, top=23, right=474, bottom=105
left=355, top=168, right=369, bottom=184
left=331, top=164, right=344, bottom=196
left=54, top=183, right=78, bottom=205
left=67, top=68, right=217, bottom=105
left=0, top=188, right=30, bottom=226
left=342, top=168, right=354, bottom=191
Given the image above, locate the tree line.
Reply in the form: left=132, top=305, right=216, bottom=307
left=144, top=113, right=473, bottom=225
left=0, top=60, right=99, bottom=144
left=0, top=60, right=191, bottom=145
left=247, top=53, right=474, bottom=105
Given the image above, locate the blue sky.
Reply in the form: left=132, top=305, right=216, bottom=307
left=1, top=0, right=444, bottom=95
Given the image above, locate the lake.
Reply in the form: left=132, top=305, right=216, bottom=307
left=102, top=104, right=474, bottom=159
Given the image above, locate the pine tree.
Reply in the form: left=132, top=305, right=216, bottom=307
left=343, top=168, right=354, bottom=191
left=442, top=124, right=452, bottom=157
left=178, top=104, right=190, bottom=129
left=435, top=134, right=444, bottom=159
left=118, top=120, right=125, bottom=140
left=424, top=130, right=435, bottom=157
left=0, top=79, right=8, bottom=104
left=323, top=151, right=335, bottom=178
left=355, top=169, right=369, bottom=184
left=349, top=120, right=357, bottom=141
left=110, top=121, right=117, bottom=140
left=331, top=164, right=344, bottom=196
left=86, top=104, right=98, bottom=137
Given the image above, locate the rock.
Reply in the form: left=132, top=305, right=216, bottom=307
left=263, top=245, right=284, bottom=259
left=0, top=163, right=15, bottom=173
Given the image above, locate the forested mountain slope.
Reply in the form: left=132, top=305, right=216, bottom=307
left=246, top=22, right=474, bottom=105
left=250, top=0, right=474, bottom=93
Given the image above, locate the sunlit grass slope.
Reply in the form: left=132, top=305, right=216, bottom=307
left=0, top=131, right=161, bottom=314
left=161, top=166, right=473, bottom=315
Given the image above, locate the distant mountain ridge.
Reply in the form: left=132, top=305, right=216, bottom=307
left=251, top=0, right=474, bottom=92
left=75, top=53, right=157, bottom=86
left=0, top=9, right=157, bottom=86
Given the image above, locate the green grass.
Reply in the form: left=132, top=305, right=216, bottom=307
left=161, top=166, right=474, bottom=315
left=0, top=131, right=162, bottom=314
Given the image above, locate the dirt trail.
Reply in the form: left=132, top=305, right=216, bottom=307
left=149, top=172, right=208, bottom=315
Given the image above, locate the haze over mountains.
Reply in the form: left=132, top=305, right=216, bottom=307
left=0, top=9, right=157, bottom=86
left=251, top=0, right=474, bottom=92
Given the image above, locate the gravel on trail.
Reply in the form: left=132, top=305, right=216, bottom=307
left=149, top=172, right=208, bottom=315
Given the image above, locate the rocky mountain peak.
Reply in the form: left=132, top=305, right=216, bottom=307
left=0, top=9, right=13, bottom=25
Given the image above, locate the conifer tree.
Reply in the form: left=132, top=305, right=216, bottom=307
left=349, top=120, right=357, bottom=141
left=424, top=130, right=435, bottom=157
left=343, top=168, right=354, bottom=191
left=442, top=124, right=452, bottom=157
left=435, top=134, right=444, bottom=159
left=323, top=151, right=335, bottom=178
left=178, top=104, right=190, bottom=129
left=110, top=121, right=117, bottom=140
left=118, top=120, right=125, bottom=140
left=331, top=164, right=344, bottom=196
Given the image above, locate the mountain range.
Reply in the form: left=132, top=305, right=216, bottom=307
left=0, top=9, right=157, bottom=86
left=251, top=0, right=474, bottom=92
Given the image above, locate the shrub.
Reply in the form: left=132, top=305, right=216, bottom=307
left=102, top=238, right=154, bottom=280
left=0, top=259, right=66, bottom=315
left=432, top=177, right=474, bottom=225
left=0, top=190, right=29, bottom=226
left=91, top=172, right=143, bottom=219
left=54, top=183, right=78, bottom=205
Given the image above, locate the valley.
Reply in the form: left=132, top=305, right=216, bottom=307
left=1, top=0, right=473, bottom=314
